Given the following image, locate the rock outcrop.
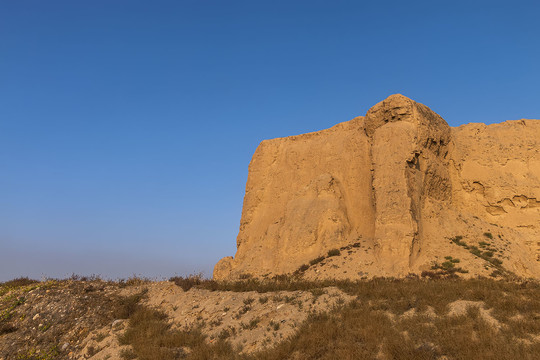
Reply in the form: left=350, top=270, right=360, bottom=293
left=214, top=95, right=540, bottom=280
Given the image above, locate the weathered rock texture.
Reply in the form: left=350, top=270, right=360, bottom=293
left=214, top=95, right=540, bottom=280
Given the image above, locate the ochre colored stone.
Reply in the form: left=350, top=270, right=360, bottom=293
left=214, top=95, right=540, bottom=280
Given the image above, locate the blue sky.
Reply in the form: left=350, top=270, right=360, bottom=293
left=1, top=1, right=539, bottom=281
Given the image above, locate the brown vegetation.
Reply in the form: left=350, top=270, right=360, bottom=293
left=125, top=275, right=540, bottom=359
left=2, top=276, right=539, bottom=359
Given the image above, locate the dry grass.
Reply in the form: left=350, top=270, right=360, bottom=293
left=0, top=277, right=39, bottom=289
left=170, top=274, right=205, bottom=291
left=126, top=276, right=540, bottom=359
left=256, top=299, right=539, bottom=360
left=3, top=276, right=538, bottom=359
left=0, top=277, right=39, bottom=298
left=111, top=288, right=149, bottom=319
left=118, top=306, right=241, bottom=360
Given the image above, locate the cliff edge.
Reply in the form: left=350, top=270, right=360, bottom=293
left=215, top=95, right=540, bottom=280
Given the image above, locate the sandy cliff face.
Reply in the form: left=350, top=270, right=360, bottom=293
left=215, top=117, right=376, bottom=278
left=214, top=95, right=540, bottom=280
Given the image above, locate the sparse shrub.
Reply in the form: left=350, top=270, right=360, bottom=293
left=0, top=323, right=17, bottom=335
left=270, top=320, right=280, bottom=331
left=95, top=332, right=107, bottom=342
left=483, top=232, right=494, bottom=239
left=87, top=345, right=98, bottom=357
left=327, top=249, right=341, bottom=257
left=490, top=270, right=504, bottom=277
left=450, top=235, right=468, bottom=247
left=119, top=348, right=137, bottom=360
left=169, top=274, right=204, bottom=291
left=218, top=328, right=231, bottom=339
left=241, top=318, right=260, bottom=330
left=309, top=256, right=325, bottom=266
left=243, top=297, right=254, bottom=305
left=309, top=288, right=326, bottom=297
left=0, top=277, right=38, bottom=288
left=112, top=289, right=148, bottom=319
left=118, top=275, right=151, bottom=287
left=283, top=295, right=296, bottom=303
left=238, top=305, right=251, bottom=316
left=441, top=261, right=455, bottom=270
left=469, top=246, right=482, bottom=257
left=421, top=270, right=442, bottom=279
left=249, top=318, right=260, bottom=329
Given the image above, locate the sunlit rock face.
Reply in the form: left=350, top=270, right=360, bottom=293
left=214, top=95, right=540, bottom=280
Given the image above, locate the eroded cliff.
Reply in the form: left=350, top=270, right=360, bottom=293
left=214, top=95, right=540, bottom=280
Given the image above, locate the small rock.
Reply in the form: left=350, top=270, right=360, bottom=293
left=276, top=304, right=284, bottom=310
left=61, top=343, right=69, bottom=351
left=112, top=319, right=123, bottom=328
left=32, top=314, right=40, bottom=320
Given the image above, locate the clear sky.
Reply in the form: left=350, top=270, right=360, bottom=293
left=1, top=1, right=539, bottom=281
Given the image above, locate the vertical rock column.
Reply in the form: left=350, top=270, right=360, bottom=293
left=371, top=122, right=419, bottom=275
left=365, top=95, right=451, bottom=275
